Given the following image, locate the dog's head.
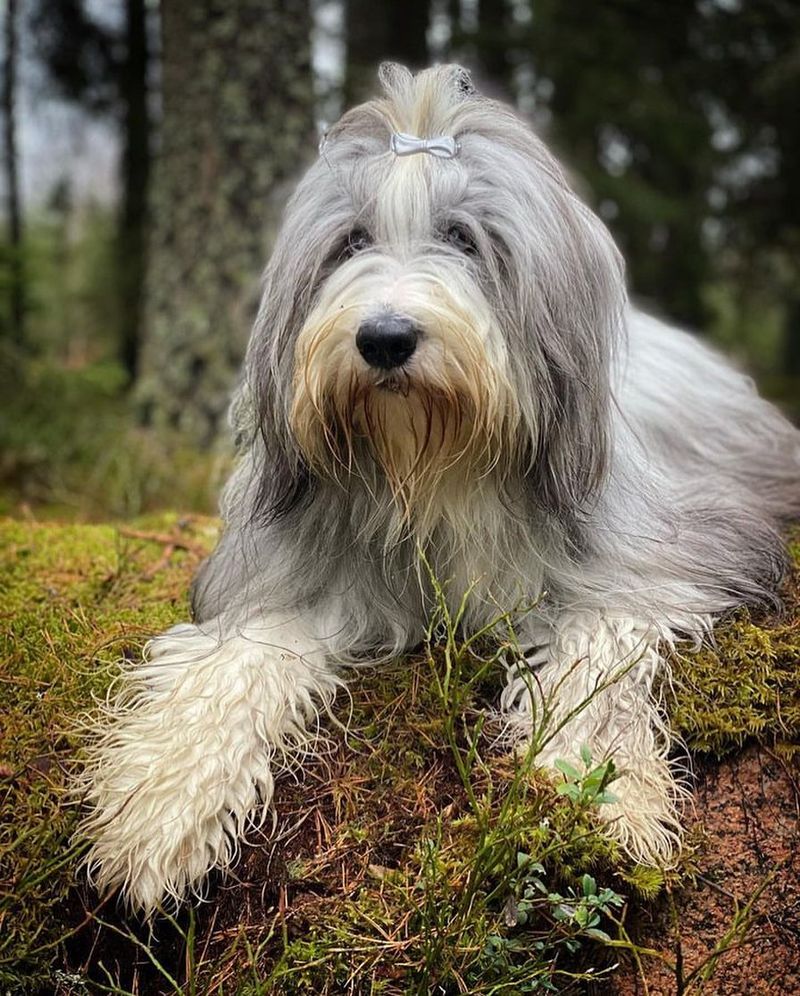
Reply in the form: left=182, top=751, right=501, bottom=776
left=246, top=64, right=625, bottom=531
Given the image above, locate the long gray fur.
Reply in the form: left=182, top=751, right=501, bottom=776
left=193, top=63, right=799, bottom=650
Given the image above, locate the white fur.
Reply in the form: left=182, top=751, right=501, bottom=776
left=501, top=612, right=696, bottom=863
left=80, top=618, right=340, bottom=912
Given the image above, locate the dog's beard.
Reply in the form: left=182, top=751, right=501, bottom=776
left=290, top=327, right=518, bottom=528
left=331, top=381, right=481, bottom=508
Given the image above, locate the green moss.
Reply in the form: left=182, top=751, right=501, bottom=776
left=0, top=514, right=218, bottom=987
left=619, top=864, right=666, bottom=901
left=669, top=533, right=800, bottom=757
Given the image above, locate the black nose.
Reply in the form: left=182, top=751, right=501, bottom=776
left=356, top=315, right=419, bottom=370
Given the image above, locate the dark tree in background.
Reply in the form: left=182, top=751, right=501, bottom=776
left=459, top=0, right=800, bottom=367
left=344, top=0, right=430, bottom=104
left=2, top=0, right=24, bottom=347
left=136, top=0, right=315, bottom=446
left=118, top=0, right=150, bottom=379
left=470, top=0, right=518, bottom=98
left=522, top=0, right=715, bottom=327
left=698, top=0, right=800, bottom=376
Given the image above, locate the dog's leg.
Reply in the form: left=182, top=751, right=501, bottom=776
left=79, top=615, right=340, bottom=913
left=501, top=612, right=683, bottom=864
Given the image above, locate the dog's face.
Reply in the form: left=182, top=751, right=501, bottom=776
left=249, top=64, right=626, bottom=528
left=290, top=147, right=519, bottom=516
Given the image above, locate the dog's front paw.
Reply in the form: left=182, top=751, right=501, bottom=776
left=535, top=735, right=683, bottom=865
left=79, top=626, right=277, bottom=913
left=593, top=755, right=683, bottom=866
left=499, top=620, right=684, bottom=867
left=79, top=618, right=340, bottom=912
left=84, top=764, right=269, bottom=913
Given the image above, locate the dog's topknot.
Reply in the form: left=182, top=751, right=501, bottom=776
left=373, top=62, right=479, bottom=137
left=378, top=61, right=476, bottom=102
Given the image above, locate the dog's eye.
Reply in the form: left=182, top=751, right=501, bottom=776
left=340, top=228, right=372, bottom=260
left=444, top=224, right=478, bottom=256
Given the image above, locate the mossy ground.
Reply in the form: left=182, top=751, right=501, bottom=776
left=670, top=532, right=800, bottom=759
left=1, top=517, right=797, bottom=994
left=0, top=515, right=218, bottom=989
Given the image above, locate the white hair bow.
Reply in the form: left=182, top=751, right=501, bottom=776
left=390, top=132, right=459, bottom=159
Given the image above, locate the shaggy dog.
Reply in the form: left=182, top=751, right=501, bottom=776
left=81, top=64, right=800, bottom=913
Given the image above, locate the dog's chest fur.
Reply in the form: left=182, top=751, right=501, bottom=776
left=336, top=471, right=551, bottom=645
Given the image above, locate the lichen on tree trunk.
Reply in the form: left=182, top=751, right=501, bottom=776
left=137, top=0, right=314, bottom=447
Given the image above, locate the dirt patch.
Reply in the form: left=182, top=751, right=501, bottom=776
left=613, top=745, right=800, bottom=995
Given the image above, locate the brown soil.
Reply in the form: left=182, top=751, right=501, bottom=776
left=612, top=745, right=800, bottom=996
left=60, top=742, right=800, bottom=995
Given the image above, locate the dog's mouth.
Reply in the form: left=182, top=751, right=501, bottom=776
left=371, top=369, right=413, bottom=396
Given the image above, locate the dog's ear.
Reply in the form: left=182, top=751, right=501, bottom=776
left=189, top=368, right=312, bottom=623
left=217, top=373, right=308, bottom=529
left=238, top=241, right=319, bottom=525
left=526, top=349, right=612, bottom=522
left=226, top=374, right=312, bottom=524
left=509, top=197, right=625, bottom=523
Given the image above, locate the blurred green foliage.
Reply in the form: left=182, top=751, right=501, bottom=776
left=0, top=201, right=227, bottom=519
left=20, top=192, right=120, bottom=361
left=0, top=353, right=226, bottom=519
left=517, top=0, right=800, bottom=409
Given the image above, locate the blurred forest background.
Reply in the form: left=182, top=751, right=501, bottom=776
left=1, top=0, right=799, bottom=520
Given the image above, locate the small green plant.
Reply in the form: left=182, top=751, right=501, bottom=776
left=508, top=856, right=624, bottom=938
left=553, top=746, right=619, bottom=808
left=543, top=872, right=624, bottom=944
left=479, top=857, right=626, bottom=991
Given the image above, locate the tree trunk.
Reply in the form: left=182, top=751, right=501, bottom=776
left=475, top=0, right=515, bottom=97
left=2, top=0, right=24, bottom=347
left=344, top=0, right=430, bottom=106
left=137, top=0, right=314, bottom=447
left=117, top=0, right=150, bottom=381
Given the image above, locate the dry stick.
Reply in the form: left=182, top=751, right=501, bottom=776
left=118, top=527, right=209, bottom=578
left=118, top=527, right=208, bottom=558
left=143, top=543, right=176, bottom=579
